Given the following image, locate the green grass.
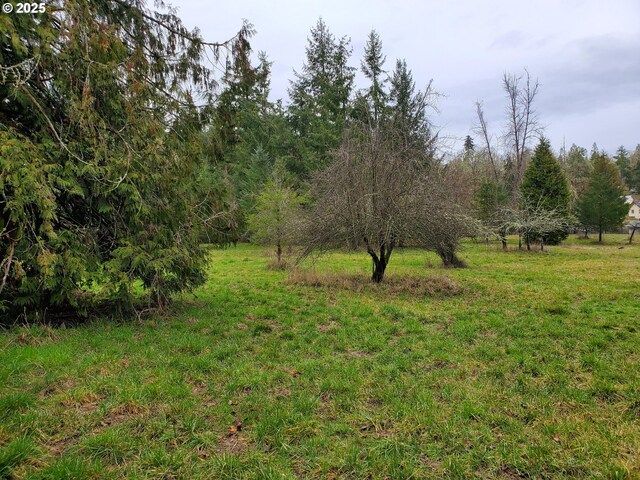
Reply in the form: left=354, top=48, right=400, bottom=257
left=1, top=235, right=639, bottom=479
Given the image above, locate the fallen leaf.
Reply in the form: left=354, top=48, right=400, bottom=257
left=229, top=421, right=242, bottom=435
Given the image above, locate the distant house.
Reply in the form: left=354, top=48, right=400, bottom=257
left=625, top=194, right=640, bottom=220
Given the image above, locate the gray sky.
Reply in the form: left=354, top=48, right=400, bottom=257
left=173, top=0, right=640, bottom=155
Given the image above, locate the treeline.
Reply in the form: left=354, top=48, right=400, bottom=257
left=200, top=20, right=474, bottom=282
left=213, top=19, right=635, bottom=266
left=0, top=3, right=636, bottom=320
left=210, top=20, right=438, bottom=236
left=447, top=134, right=638, bottom=246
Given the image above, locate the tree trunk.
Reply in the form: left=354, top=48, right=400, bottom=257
left=526, top=238, right=531, bottom=251
left=518, top=234, right=522, bottom=250
left=366, top=238, right=393, bottom=283
left=499, top=228, right=507, bottom=250
left=540, top=239, right=544, bottom=251
left=371, top=259, right=386, bottom=283
left=276, top=242, right=282, bottom=266
left=630, top=226, right=636, bottom=244
left=598, top=228, right=603, bottom=243
left=438, top=249, right=466, bottom=268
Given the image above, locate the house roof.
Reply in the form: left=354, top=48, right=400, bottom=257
left=625, top=195, right=640, bottom=206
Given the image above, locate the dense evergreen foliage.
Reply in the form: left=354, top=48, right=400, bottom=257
left=577, top=153, right=628, bottom=242
left=287, top=18, right=354, bottom=177
left=359, top=30, right=387, bottom=124
left=561, top=144, right=592, bottom=210
left=0, top=0, right=251, bottom=318
left=520, top=138, right=571, bottom=244
left=614, top=146, right=632, bottom=188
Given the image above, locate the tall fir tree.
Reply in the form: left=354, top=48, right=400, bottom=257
left=212, top=47, right=272, bottom=165
left=629, top=145, right=640, bottom=192
left=388, top=59, right=435, bottom=160
left=464, top=135, right=475, bottom=154
left=287, top=18, right=355, bottom=176
left=562, top=144, right=592, bottom=211
left=360, top=30, right=387, bottom=124
left=576, top=153, right=628, bottom=242
left=614, top=146, right=632, bottom=189
left=209, top=51, right=298, bottom=236
left=520, top=138, right=571, bottom=244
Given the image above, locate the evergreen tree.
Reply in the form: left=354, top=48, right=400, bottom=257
left=629, top=148, right=640, bottom=192
left=475, top=181, right=509, bottom=225
left=614, top=146, right=632, bottom=188
left=0, top=0, right=253, bottom=317
left=464, top=135, right=475, bottom=154
left=576, top=153, right=628, bottom=242
left=212, top=48, right=272, bottom=165
left=360, top=30, right=387, bottom=123
left=520, top=138, right=571, bottom=244
left=563, top=144, right=592, bottom=210
left=388, top=59, right=435, bottom=159
left=247, top=161, right=304, bottom=267
left=630, top=145, right=640, bottom=192
left=287, top=18, right=355, bottom=176
left=209, top=51, right=298, bottom=236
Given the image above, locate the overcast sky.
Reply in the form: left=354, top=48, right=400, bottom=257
left=173, top=0, right=640, bottom=155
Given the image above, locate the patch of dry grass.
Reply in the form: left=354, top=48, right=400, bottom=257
left=287, top=270, right=460, bottom=296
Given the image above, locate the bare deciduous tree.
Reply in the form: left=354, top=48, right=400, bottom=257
left=498, top=203, right=571, bottom=251
left=474, top=101, right=500, bottom=182
left=413, top=201, right=480, bottom=267
left=502, top=69, right=541, bottom=191
left=473, top=69, right=542, bottom=201
left=299, top=122, right=477, bottom=282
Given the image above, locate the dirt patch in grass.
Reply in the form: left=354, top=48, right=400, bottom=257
left=39, top=377, right=78, bottom=399
left=215, top=419, right=250, bottom=456
left=347, top=350, right=372, bottom=358
left=189, top=381, right=207, bottom=397
left=99, top=402, right=151, bottom=428
left=270, top=386, right=291, bottom=398
left=44, top=402, right=152, bottom=458
left=45, top=433, right=83, bottom=457
left=288, top=271, right=460, bottom=297
left=317, top=321, right=339, bottom=332
left=215, top=432, right=250, bottom=456
left=420, top=455, right=443, bottom=473
left=60, top=391, right=102, bottom=410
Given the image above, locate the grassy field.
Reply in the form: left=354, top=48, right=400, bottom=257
left=1, top=235, right=639, bottom=479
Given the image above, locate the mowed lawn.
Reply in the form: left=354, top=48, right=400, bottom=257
left=1, top=236, right=639, bottom=479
